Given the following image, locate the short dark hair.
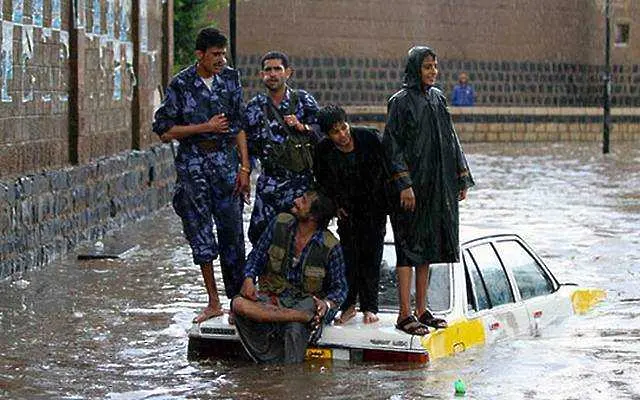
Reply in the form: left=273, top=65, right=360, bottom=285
left=260, top=51, right=289, bottom=69
left=308, top=190, right=336, bottom=230
left=196, top=27, right=227, bottom=52
left=316, top=104, right=347, bottom=134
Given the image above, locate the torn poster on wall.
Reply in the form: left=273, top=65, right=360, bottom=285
left=52, top=0, right=62, bottom=29
left=107, top=0, right=115, bottom=39
left=140, top=0, right=148, bottom=52
left=113, top=43, right=122, bottom=100
left=22, top=26, right=34, bottom=103
left=119, top=0, right=131, bottom=41
left=1, top=22, right=14, bottom=103
left=33, top=0, right=44, bottom=27
left=12, top=0, right=24, bottom=23
left=93, top=0, right=101, bottom=34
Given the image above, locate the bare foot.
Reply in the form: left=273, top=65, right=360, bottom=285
left=334, top=305, right=357, bottom=325
left=193, top=305, right=224, bottom=324
left=363, top=311, right=379, bottom=324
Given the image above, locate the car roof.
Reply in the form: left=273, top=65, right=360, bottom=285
left=460, top=226, right=520, bottom=246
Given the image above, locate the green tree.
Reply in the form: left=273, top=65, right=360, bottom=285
left=173, top=0, right=228, bottom=73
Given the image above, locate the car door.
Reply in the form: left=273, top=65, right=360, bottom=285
left=464, top=241, right=531, bottom=345
left=493, top=238, right=568, bottom=335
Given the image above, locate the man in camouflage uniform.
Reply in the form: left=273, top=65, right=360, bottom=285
left=153, top=28, right=250, bottom=324
left=244, top=51, right=321, bottom=245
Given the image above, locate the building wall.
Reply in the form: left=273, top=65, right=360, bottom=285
left=0, top=0, right=174, bottom=279
left=346, top=106, right=640, bottom=142
left=0, top=0, right=169, bottom=178
left=209, top=0, right=640, bottom=107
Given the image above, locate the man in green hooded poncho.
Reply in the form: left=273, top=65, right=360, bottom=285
left=383, top=46, right=475, bottom=335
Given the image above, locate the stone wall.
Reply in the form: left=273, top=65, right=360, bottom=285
left=0, top=144, right=175, bottom=279
left=237, top=55, right=640, bottom=108
left=0, top=0, right=173, bottom=279
left=211, top=0, right=640, bottom=107
left=346, top=106, right=640, bottom=142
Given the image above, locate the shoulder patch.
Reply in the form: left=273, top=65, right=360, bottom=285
left=322, top=231, right=340, bottom=248
left=276, top=213, right=295, bottom=224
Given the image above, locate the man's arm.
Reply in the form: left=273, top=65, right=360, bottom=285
left=323, top=244, right=347, bottom=311
left=159, top=115, right=228, bottom=142
left=383, top=98, right=415, bottom=211
left=243, top=217, right=277, bottom=281
left=234, top=129, right=251, bottom=200
left=153, top=81, right=228, bottom=142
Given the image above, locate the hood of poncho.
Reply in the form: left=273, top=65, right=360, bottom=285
left=402, top=46, right=436, bottom=91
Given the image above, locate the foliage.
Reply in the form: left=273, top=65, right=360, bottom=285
left=173, top=0, right=228, bottom=74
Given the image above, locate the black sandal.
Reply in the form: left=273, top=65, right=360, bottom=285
left=417, top=310, right=448, bottom=329
left=308, top=305, right=325, bottom=346
left=395, top=315, right=430, bottom=336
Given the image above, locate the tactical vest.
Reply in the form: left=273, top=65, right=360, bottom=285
left=258, top=213, right=339, bottom=298
left=261, top=90, right=314, bottom=173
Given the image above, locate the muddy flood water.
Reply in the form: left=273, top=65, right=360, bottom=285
left=1, top=142, right=639, bottom=399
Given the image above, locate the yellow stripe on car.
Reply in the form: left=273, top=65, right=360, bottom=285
left=571, top=288, right=607, bottom=314
left=420, top=318, right=486, bottom=360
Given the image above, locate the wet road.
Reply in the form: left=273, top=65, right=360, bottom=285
left=1, top=142, right=639, bottom=399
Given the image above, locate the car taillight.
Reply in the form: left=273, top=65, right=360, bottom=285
left=362, top=349, right=429, bottom=364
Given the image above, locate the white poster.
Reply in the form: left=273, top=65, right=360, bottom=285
left=32, top=0, right=44, bottom=27
left=1, top=22, right=14, bottom=103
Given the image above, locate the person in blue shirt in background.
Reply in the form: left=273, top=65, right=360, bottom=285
left=451, top=72, right=475, bottom=106
left=153, top=27, right=250, bottom=324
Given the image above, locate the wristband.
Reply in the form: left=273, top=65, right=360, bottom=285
left=240, top=165, right=251, bottom=174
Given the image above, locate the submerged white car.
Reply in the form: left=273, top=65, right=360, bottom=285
left=187, top=230, right=605, bottom=363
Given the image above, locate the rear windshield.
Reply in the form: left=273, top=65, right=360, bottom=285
left=379, top=246, right=452, bottom=312
left=427, top=263, right=452, bottom=312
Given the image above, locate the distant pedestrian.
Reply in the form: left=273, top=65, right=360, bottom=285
left=152, top=27, right=250, bottom=324
left=451, top=72, right=475, bottom=106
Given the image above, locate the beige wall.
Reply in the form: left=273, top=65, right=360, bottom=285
left=210, top=0, right=640, bottom=64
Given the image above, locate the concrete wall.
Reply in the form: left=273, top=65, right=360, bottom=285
left=346, top=106, right=640, bottom=142
left=210, top=0, right=640, bottom=107
left=0, top=0, right=174, bottom=279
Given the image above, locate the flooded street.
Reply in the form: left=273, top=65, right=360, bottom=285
left=1, top=142, right=639, bottom=399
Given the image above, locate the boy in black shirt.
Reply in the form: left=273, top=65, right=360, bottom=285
left=314, top=105, right=390, bottom=324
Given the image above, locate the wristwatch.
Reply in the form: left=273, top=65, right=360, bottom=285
left=324, top=300, right=332, bottom=314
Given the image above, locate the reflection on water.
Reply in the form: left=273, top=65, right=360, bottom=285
left=1, top=142, right=639, bottom=399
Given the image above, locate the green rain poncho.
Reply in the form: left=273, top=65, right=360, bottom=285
left=383, top=46, right=475, bottom=265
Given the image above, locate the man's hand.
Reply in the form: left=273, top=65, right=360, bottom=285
left=234, top=167, right=251, bottom=204
left=283, top=114, right=307, bottom=132
left=336, top=207, right=349, bottom=220
left=206, top=113, right=229, bottom=133
left=312, top=296, right=330, bottom=325
left=240, top=278, right=257, bottom=301
left=458, top=188, right=468, bottom=201
left=400, top=187, right=416, bottom=212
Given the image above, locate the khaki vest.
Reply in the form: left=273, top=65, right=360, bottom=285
left=258, top=213, right=339, bottom=298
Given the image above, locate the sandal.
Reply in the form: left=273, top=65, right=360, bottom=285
left=308, top=309, right=325, bottom=346
left=308, top=319, right=324, bottom=346
left=417, top=310, right=448, bottom=329
left=395, top=315, right=430, bottom=336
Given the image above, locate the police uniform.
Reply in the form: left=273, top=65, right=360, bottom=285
left=152, top=64, right=246, bottom=298
left=244, top=88, right=320, bottom=245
